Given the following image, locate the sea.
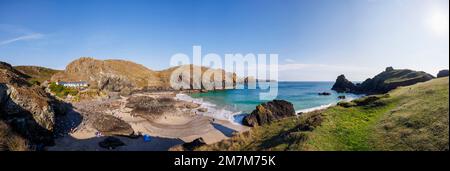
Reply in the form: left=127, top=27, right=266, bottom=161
left=175, top=82, right=363, bottom=125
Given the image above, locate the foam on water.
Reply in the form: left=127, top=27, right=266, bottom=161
left=295, top=96, right=358, bottom=114
left=175, top=94, right=245, bottom=125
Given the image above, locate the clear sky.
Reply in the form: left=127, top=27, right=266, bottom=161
left=0, top=0, right=448, bottom=81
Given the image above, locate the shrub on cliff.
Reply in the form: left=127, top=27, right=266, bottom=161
left=49, top=82, right=78, bottom=97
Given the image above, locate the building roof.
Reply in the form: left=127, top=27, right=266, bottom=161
left=58, top=81, right=88, bottom=84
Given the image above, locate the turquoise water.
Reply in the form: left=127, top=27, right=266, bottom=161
left=190, top=82, right=363, bottom=113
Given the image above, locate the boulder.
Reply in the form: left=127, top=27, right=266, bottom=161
left=92, top=115, right=134, bottom=136
left=331, top=75, right=358, bottom=93
left=338, top=95, right=346, bottom=99
left=197, top=108, right=208, bottom=112
left=318, top=92, right=331, bottom=96
left=243, top=100, right=296, bottom=127
left=437, top=69, right=449, bottom=78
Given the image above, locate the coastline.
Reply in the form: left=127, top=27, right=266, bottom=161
left=295, top=96, right=359, bottom=114
left=48, top=88, right=361, bottom=151
left=48, top=91, right=250, bottom=151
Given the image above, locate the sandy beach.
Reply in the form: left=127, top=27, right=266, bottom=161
left=48, top=92, right=249, bottom=151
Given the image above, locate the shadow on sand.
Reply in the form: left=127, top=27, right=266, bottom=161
left=48, top=134, right=185, bottom=151
left=212, top=123, right=237, bottom=137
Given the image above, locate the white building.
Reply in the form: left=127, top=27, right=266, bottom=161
left=56, top=81, right=88, bottom=88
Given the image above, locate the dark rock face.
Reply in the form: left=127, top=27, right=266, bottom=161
left=332, top=67, right=434, bottom=94
left=1, top=61, right=65, bottom=146
left=99, top=137, right=125, bottom=149
left=318, top=92, right=331, bottom=96
left=331, top=75, right=358, bottom=93
left=98, top=75, right=134, bottom=93
left=182, top=138, right=206, bottom=151
left=243, top=100, right=296, bottom=127
left=437, top=70, right=449, bottom=78
left=385, top=66, right=394, bottom=72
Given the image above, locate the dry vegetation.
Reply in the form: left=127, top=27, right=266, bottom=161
left=0, top=121, right=28, bottom=151
left=14, top=66, right=62, bottom=85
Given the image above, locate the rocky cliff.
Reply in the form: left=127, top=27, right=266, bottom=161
left=52, top=57, right=238, bottom=93
left=1, top=61, right=65, bottom=147
left=331, top=75, right=358, bottom=93
left=332, top=67, right=434, bottom=94
left=157, top=64, right=237, bottom=90
left=51, top=57, right=163, bottom=94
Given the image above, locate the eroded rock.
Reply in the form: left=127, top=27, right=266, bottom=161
left=243, top=100, right=296, bottom=127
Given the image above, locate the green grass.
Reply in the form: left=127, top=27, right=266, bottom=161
left=304, top=101, right=395, bottom=150
left=372, top=77, right=449, bottom=151
left=49, top=82, right=78, bottom=98
left=199, top=77, right=449, bottom=151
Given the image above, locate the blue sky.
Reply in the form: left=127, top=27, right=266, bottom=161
left=0, top=0, right=448, bottom=81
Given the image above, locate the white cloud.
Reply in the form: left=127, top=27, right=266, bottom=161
left=284, top=58, right=296, bottom=63
left=277, top=63, right=370, bottom=72
left=0, top=33, right=44, bottom=46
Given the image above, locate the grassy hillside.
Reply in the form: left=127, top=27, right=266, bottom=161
left=199, top=77, right=449, bottom=151
left=14, top=66, right=62, bottom=85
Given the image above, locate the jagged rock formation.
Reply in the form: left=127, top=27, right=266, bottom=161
left=437, top=69, right=449, bottom=78
left=243, top=100, right=296, bottom=127
left=1, top=61, right=65, bottom=147
left=331, top=75, right=358, bottom=93
left=332, top=67, right=434, bottom=94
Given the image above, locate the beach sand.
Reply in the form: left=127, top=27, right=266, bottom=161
left=48, top=92, right=249, bottom=151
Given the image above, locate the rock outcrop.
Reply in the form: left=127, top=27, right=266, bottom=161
left=332, top=67, right=434, bottom=94
left=1, top=61, right=63, bottom=146
left=318, top=92, right=331, bottom=96
left=92, top=115, right=134, bottom=136
left=437, top=69, right=449, bottom=78
left=331, top=75, right=358, bottom=93
left=243, top=100, right=296, bottom=127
